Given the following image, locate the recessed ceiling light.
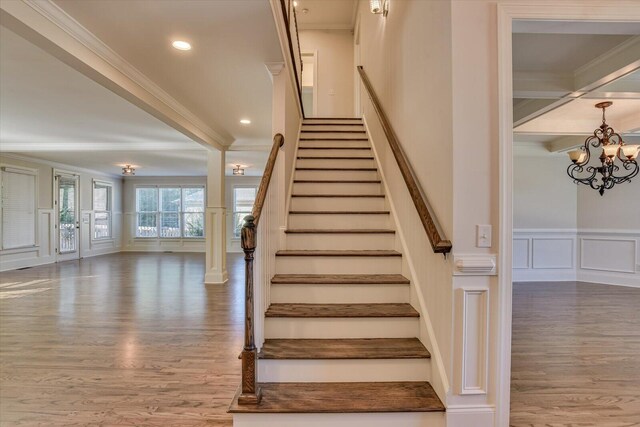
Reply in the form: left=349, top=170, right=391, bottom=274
left=293, top=1, right=298, bottom=7
left=172, top=40, right=191, bottom=51
left=240, top=119, right=251, bottom=125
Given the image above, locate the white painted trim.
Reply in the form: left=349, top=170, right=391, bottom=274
left=1, top=153, right=123, bottom=180
left=458, top=288, right=489, bottom=395
left=283, top=120, right=303, bottom=231
left=498, top=5, right=640, bottom=426
left=363, top=114, right=451, bottom=400
left=20, top=0, right=232, bottom=148
left=453, top=254, right=497, bottom=276
left=580, top=237, right=637, bottom=274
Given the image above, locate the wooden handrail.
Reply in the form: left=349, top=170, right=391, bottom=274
left=279, top=0, right=305, bottom=118
left=237, top=133, right=284, bottom=405
left=357, top=66, right=452, bottom=254
left=252, top=133, right=285, bottom=226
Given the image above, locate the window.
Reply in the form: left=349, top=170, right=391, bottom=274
left=233, top=187, right=257, bottom=238
left=135, top=186, right=204, bottom=238
left=93, top=181, right=112, bottom=240
left=1, top=166, right=37, bottom=249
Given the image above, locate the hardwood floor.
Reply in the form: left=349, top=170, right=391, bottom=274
left=0, top=252, right=242, bottom=426
left=510, top=281, right=640, bottom=427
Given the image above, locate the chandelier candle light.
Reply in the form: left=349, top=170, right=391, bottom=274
left=566, top=102, right=639, bottom=196
left=122, top=165, right=135, bottom=176
left=233, top=165, right=245, bottom=176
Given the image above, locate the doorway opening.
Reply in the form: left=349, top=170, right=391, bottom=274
left=55, top=172, right=80, bottom=261
left=301, top=51, right=317, bottom=117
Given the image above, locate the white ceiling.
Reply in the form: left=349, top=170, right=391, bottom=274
left=0, top=0, right=279, bottom=177
left=53, top=0, right=283, bottom=148
left=512, top=21, right=640, bottom=151
left=295, top=0, right=357, bottom=30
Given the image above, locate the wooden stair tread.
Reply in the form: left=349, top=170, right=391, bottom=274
left=229, top=381, right=444, bottom=413
left=295, top=167, right=377, bottom=171
left=301, top=138, right=369, bottom=141
left=293, top=180, right=381, bottom=183
left=301, top=130, right=366, bottom=133
left=297, top=156, right=374, bottom=160
left=259, top=338, right=430, bottom=359
left=276, top=250, right=401, bottom=257
left=271, top=274, right=410, bottom=284
left=289, top=210, right=389, bottom=214
left=285, top=229, right=395, bottom=234
left=291, top=194, right=384, bottom=198
left=298, top=146, right=371, bottom=150
left=265, top=303, right=419, bottom=318
left=304, top=117, right=362, bottom=120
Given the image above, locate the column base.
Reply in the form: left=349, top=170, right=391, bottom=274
left=204, top=269, right=229, bottom=284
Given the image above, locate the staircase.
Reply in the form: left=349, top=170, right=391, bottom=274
left=230, top=118, right=445, bottom=427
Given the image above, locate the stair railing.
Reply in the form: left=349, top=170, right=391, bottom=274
left=238, top=133, right=285, bottom=405
left=357, top=66, right=452, bottom=254
left=279, top=0, right=305, bottom=117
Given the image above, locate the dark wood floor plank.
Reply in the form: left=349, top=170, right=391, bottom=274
left=228, top=382, right=444, bottom=413
left=259, top=338, right=430, bottom=359
left=265, top=303, right=419, bottom=318
left=271, top=274, right=410, bottom=285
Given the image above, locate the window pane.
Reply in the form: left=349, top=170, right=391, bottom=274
left=93, top=184, right=110, bottom=211
left=160, top=188, right=181, bottom=212
left=233, top=212, right=252, bottom=239
left=183, top=187, right=204, bottom=212
left=183, top=213, right=204, bottom=238
left=234, top=187, right=256, bottom=213
left=137, top=213, right=157, bottom=237
left=94, top=212, right=111, bottom=239
left=136, top=188, right=158, bottom=212
left=160, top=213, right=181, bottom=237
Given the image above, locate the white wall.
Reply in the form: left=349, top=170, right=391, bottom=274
left=0, top=154, right=123, bottom=271
left=121, top=176, right=206, bottom=253
left=513, top=145, right=577, bottom=229
left=226, top=175, right=262, bottom=253
left=299, top=30, right=354, bottom=117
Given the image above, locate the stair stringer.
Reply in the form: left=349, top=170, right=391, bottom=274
left=363, top=114, right=452, bottom=404
left=233, top=412, right=446, bottom=427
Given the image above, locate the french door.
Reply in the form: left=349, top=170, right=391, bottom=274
left=55, top=173, right=80, bottom=261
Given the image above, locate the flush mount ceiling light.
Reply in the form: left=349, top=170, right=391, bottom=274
left=293, top=1, right=298, bottom=7
left=171, top=40, right=192, bottom=51
left=122, top=165, right=136, bottom=176
left=240, top=119, right=251, bottom=125
left=567, top=101, right=639, bottom=196
left=370, top=0, right=389, bottom=16
left=233, top=165, right=245, bottom=176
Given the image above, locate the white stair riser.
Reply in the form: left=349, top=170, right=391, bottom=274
left=299, top=140, right=370, bottom=148
left=303, top=119, right=362, bottom=125
left=271, top=283, right=409, bottom=304
left=295, top=170, right=379, bottom=181
left=233, top=413, right=445, bottom=427
left=288, top=213, right=390, bottom=229
left=275, top=255, right=401, bottom=274
left=265, top=317, right=419, bottom=339
left=301, top=133, right=368, bottom=140
left=290, top=196, right=386, bottom=211
left=297, top=149, right=372, bottom=157
left=292, top=182, right=382, bottom=196
left=296, top=158, right=375, bottom=169
left=285, top=233, right=395, bottom=250
left=301, top=125, right=365, bottom=132
left=258, top=359, right=429, bottom=382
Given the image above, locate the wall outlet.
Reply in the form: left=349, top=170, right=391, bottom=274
left=476, top=224, right=492, bottom=248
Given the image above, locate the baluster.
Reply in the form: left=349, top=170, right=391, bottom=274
left=238, top=215, right=261, bottom=405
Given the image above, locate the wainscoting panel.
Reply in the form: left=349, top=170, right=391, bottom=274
left=455, top=288, right=489, bottom=395
left=0, top=209, right=55, bottom=271
left=513, top=229, right=639, bottom=287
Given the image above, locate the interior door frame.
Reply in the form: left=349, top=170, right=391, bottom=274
left=54, top=169, right=80, bottom=261
left=301, top=50, right=318, bottom=117
left=496, top=3, right=640, bottom=427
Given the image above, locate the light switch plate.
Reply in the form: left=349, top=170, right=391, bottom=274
left=476, top=224, right=492, bottom=248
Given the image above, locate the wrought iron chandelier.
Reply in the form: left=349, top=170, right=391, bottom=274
left=567, top=102, right=639, bottom=196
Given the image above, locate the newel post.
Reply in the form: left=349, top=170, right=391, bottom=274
left=238, top=215, right=262, bottom=404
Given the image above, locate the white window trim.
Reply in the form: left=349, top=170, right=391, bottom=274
left=134, top=185, right=206, bottom=240
left=0, top=165, right=39, bottom=251
left=92, top=179, right=113, bottom=241
left=232, top=185, right=258, bottom=240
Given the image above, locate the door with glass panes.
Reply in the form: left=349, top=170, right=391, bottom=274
left=55, top=173, right=80, bottom=261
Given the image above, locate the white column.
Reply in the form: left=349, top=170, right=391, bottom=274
left=205, top=149, right=228, bottom=284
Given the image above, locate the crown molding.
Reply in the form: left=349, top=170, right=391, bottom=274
left=0, top=152, right=123, bottom=179
left=15, top=0, right=234, bottom=148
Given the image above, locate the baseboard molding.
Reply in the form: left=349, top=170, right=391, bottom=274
left=578, top=270, right=640, bottom=288
left=204, top=269, right=229, bottom=285
left=446, top=405, right=495, bottom=427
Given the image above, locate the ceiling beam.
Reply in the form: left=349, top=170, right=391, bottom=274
left=547, top=134, right=640, bottom=153
left=0, top=0, right=233, bottom=151
left=514, top=35, right=640, bottom=127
